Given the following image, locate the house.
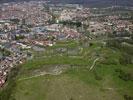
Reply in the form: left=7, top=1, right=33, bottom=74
left=0, top=32, right=8, bottom=42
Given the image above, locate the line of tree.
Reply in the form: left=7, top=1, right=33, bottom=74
left=59, top=21, right=82, bottom=27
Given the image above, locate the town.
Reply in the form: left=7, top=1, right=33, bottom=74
left=0, top=1, right=133, bottom=100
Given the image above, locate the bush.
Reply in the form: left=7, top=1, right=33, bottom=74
left=119, top=54, right=132, bottom=65
left=115, top=69, right=133, bottom=81
left=93, top=70, right=103, bottom=80
left=124, top=94, right=133, bottom=100
left=119, top=72, right=133, bottom=81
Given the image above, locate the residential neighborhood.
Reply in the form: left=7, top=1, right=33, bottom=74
left=0, top=1, right=133, bottom=100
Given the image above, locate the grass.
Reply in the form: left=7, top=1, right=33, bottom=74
left=65, top=68, right=100, bottom=86
left=12, top=66, right=133, bottom=100
left=12, top=73, right=124, bottom=100
left=23, top=56, right=91, bottom=70
left=22, top=40, right=96, bottom=70
left=9, top=40, right=133, bottom=100
left=51, top=40, right=79, bottom=48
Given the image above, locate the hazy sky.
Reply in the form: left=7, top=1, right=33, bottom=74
left=0, top=0, right=133, bottom=7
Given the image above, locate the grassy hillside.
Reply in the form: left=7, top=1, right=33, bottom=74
left=8, top=40, right=133, bottom=100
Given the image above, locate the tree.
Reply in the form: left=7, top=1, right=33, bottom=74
left=15, top=35, right=25, bottom=40
left=10, top=19, right=20, bottom=24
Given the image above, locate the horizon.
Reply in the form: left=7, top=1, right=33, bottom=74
left=0, top=0, right=133, bottom=7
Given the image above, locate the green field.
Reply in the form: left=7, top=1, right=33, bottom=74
left=5, top=40, right=133, bottom=100
left=12, top=64, right=133, bottom=100
left=13, top=73, right=123, bottom=100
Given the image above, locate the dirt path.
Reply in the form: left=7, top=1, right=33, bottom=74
left=18, top=70, right=62, bottom=81
left=89, top=58, right=99, bottom=70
